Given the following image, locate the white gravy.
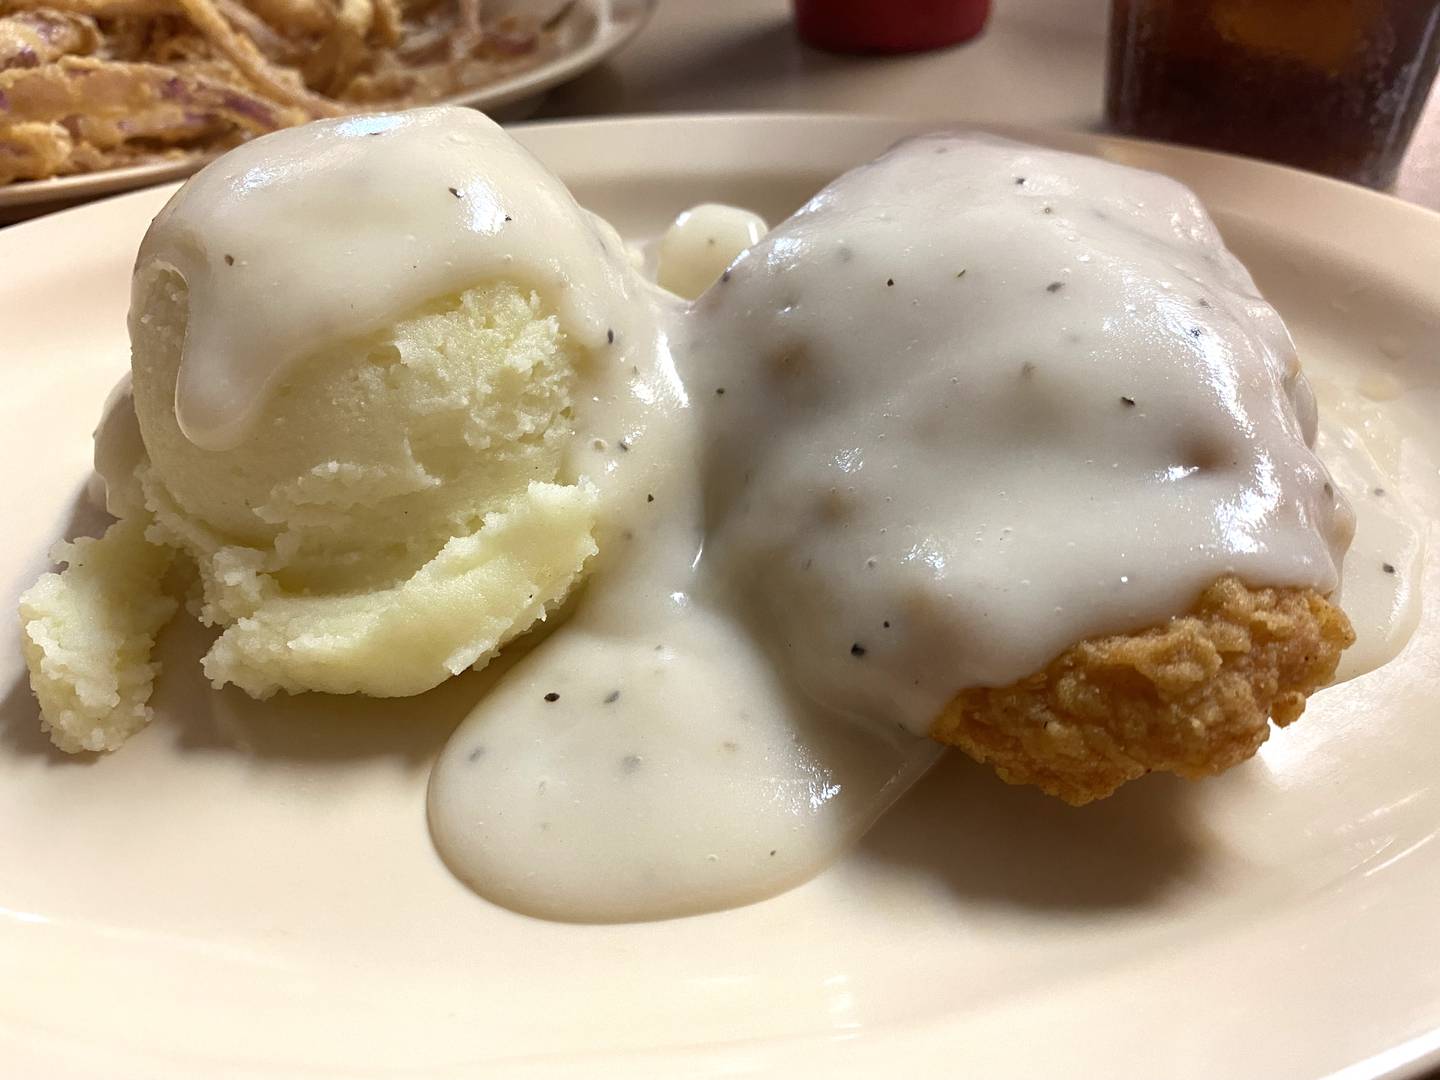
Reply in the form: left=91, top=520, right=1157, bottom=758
left=134, top=106, right=637, bottom=450
left=426, top=262, right=942, bottom=921
left=430, top=134, right=1408, bottom=923
left=656, top=203, right=769, bottom=300
left=1309, top=377, right=1425, bottom=681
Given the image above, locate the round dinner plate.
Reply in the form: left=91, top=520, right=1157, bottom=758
left=1, top=115, right=1438, bottom=1080
left=0, top=0, right=655, bottom=218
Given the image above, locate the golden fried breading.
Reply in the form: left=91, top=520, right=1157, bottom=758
left=931, top=577, right=1355, bottom=805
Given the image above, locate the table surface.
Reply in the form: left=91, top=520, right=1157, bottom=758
left=538, top=0, right=1440, bottom=212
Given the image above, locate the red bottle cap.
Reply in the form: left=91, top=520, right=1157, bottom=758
left=794, top=0, right=992, bottom=54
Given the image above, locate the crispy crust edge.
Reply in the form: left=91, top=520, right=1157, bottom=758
left=929, top=577, right=1356, bottom=805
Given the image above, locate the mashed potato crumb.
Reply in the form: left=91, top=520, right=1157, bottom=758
left=18, top=517, right=177, bottom=752
left=931, top=577, right=1355, bottom=804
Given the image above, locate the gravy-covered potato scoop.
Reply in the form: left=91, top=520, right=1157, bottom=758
left=689, top=133, right=1356, bottom=805
left=19, top=106, right=657, bottom=752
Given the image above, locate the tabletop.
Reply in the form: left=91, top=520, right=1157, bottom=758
left=538, top=0, right=1440, bottom=212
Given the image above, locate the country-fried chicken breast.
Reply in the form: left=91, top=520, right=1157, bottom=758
left=934, top=578, right=1355, bottom=803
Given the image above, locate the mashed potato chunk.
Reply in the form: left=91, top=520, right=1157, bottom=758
left=18, top=517, right=176, bottom=752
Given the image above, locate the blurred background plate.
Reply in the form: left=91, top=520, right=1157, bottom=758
left=0, top=0, right=655, bottom=221
left=0, top=115, right=1437, bottom=1079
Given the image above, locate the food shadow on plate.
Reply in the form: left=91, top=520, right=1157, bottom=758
left=855, top=751, right=1210, bottom=912
left=6, top=606, right=529, bottom=770
left=145, top=610, right=532, bottom=769
left=0, top=675, right=84, bottom=762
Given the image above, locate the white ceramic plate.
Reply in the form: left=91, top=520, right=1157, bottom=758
left=2, top=115, right=1438, bottom=1080
left=0, top=0, right=654, bottom=217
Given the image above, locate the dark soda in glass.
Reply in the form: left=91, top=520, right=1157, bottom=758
left=1106, top=0, right=1440, bottom=188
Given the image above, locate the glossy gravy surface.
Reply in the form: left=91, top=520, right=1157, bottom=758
left=136, top=107, right=635, bottom=450
left=430, top=136, right=1412, bottom=922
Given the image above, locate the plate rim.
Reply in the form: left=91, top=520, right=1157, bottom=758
left=11, top=109, right=1440, bottom=243
left=1, top=111, right=1437, bottom=1080
left=508, top=109, right=1440, bottom=231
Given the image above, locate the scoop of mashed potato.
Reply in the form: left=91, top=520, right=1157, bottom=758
left=20, top=275, right=599, bottom=752
left=130, top=271, right=597, bottom=700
